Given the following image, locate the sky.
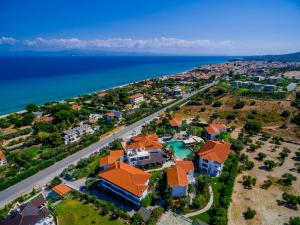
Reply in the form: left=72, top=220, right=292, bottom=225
left=0, top=0, right=299, bottom=56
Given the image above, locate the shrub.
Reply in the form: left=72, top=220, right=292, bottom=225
left=226, top=114, right=236, bottom=121
left=49, top=176, right=62, bottom=188
left=257, top=152, right=266, bottom=161
left=279, top=173, right=297, bottom=186
left=282, top=192, right=300, bottom=206
left=212, top=101, right=222, bottom=107
left=242, top=175, right=256, bottom=188
left=231, top=138, right=244, bottom=152
left=260, top=179, right=272, bottom=189
left=244, top=120, right=262, bottom=133
left=243, top=207, right=256, bottom=219
left=264, top=160, right=276, bottom=170
left=200, top=107, right=206, bottom=112
left=233, top=101, right=245, bottom=109
left=289, top=217, right=300, bottom=225
left=281, top=110, right=291, bottom=118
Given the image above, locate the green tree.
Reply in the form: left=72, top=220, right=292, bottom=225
left=26, top=103, right=39, bottom=112
left=264, top=160, right=276, bottom=170
left=243, top=207, right=256, bottom=219
left=257, top=152, right=266, bottom=161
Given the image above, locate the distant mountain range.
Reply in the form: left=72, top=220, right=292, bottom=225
left=240, top=51, right=300, bottom=62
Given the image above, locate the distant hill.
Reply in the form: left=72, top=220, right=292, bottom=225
left=241, top=52, right=300, bottom=62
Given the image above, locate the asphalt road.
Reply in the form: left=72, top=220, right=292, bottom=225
left=0, top=82, right=216, bottom=207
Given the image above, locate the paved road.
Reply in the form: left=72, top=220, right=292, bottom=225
left=0, top=82, right=216, bottom=207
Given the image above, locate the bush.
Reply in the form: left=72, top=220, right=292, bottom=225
left=264, top=160, right=276, bottom=170
left=0, top=119, right=11, bottom=128
left=212, top=101, right=222, bottom=107
left=281, top=110, right=291, bottom=118
left=279, top=173, right=297, bottom=186
left=233, top=101, right=245, bottom=109
left=289, top=217, right=300, bottom=225
left=257, top=152, right=266, bottom=161
left=282, top=192, right=300, bottom=206
left=231, top=138, right=244, bottom=152
left=243, top=207, right=256, bottom=219
left=242, top=175, right=256, bottom=188
left=244, top=120, right=262, bottom=133
left=226, top=114, right=236, bottom=121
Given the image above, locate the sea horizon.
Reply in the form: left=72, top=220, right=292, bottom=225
left=0, top=55, right=229, bottom=115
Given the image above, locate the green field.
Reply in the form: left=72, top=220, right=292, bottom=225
left=56, top=198, right=125, bottom=225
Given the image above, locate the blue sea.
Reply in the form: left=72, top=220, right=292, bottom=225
left=0, top=56, right=229, bottom=115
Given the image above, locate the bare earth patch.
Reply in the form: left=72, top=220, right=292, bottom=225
left=228, top=136, right=300, bottom=225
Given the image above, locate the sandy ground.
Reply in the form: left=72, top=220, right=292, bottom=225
left=175, top=95, right=300, bottom=139
left=283, top=71, right=300, bottom=79
left=228, top=135, right=300, bottom=225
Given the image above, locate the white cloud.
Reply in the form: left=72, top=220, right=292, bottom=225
left=21, top=37, right=233, bottom=52
left=0, top=37, right=17, bottom=45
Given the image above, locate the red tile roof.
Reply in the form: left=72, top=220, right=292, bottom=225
left=169, top=117, right=182, bottom=127
left=198, top=140, right=231, bottom=164
left=205, top=124, right=227, bottom=135
left=52, top=183, right=72, bottom=196
left=98, top=162, right=150, bottom=197
left=98, top=92, right=107, bottom=97
left=129, top=94, right=144, bottom=99
left=167, top=166, right=188, bottom=187
left=71, top=105, right=81, bottom=111
left=127, top=134, right=162, bottom=151
left=175, top=160, right=194, bottom=173
left=99, top=150, right=124, bottom=167
left=0, top=150, right=5, bottom=159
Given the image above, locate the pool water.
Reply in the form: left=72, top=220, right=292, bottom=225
left=167, top=140, right=192, bottom=160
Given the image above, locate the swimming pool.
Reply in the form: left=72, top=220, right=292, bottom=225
left=167, top=140, right=192, bottom=160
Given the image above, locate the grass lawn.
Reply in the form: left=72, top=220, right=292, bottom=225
left=21, top=146, right=41, bottom=159
left=56, top=198, right=125, bottom=225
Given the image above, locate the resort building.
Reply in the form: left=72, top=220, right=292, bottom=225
left=0, top=150, right=7, bottom=166
left=175, top=160, right=195, bottom=183
left=98, top=162, right=150, bottom=206
left=105, top=110, right=122, bottom=121
left=169, top=116, right=182, bottom=128
left=64, top=123, right=94, bottom=144
left=167, top=160, right=195, bottom=198
left=0, top=195, right=54, bottom=225
left=198, top=140, right=231, bottom=177
left=32, top=111, right=43, bottom=118
left=204, top=124, right=227, bottom=140
left=89, top=113, right=102, bottom=123
left=129, top=94, right=144, bottom=104
left=99, top=150, right=124, bottom=170
left=126, top=134, right=166, bottom=167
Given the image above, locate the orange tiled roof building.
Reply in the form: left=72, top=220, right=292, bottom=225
left=98, top=162, right=150, bottom=206
left=167, top=160, right=195, bottom=197
left=198, top=140, right=231, bottom=177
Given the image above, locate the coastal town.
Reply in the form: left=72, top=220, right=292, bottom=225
left=0, top=58, right=300, bottom=225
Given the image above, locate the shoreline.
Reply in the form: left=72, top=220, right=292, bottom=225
left=0, top=68, right=193, bottom=118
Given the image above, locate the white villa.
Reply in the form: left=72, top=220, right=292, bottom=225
left=64, top=123, right=94, bottom=144
left=129, top=94, right=144, bottom=104
left=167, top=160, right=195, bottom=198
left=198, top=140, right=231, bottom=177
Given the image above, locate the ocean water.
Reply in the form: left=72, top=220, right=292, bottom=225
left=0, top=56, right=229, bottom=115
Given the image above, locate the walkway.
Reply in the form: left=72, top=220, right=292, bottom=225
left=145, top=161, right=175, bottom=172
left=184, top=184, right=214, bottom=217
